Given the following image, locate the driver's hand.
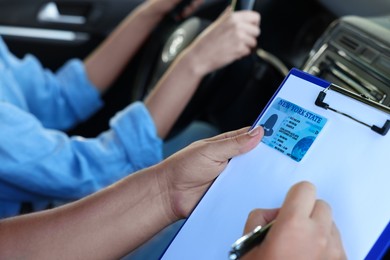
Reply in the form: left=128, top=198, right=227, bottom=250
left=183, top=7, right=261, bottom=76
left=146, top=0, right=203, bottom=18
left=157, top=126, right=263, bottom=220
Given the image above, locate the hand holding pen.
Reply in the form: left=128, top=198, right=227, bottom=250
left=229, top=182, right=347, bottom=260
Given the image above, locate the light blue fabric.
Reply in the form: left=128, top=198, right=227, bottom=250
left=0, top=37, right=163, bottom=218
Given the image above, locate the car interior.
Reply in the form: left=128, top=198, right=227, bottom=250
left=0, top=0, right=388, bottom=136
left=0, top=0, right=389, bottom=256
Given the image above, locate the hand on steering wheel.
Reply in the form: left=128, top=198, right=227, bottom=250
left=134, top=4, right=262, bottom=138
left=185, top=7, right=261, bottom=76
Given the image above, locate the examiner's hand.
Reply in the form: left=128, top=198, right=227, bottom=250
left=158, top=126, right=263, bottom=220
left=183, top=7, right=261, bottom=76
left=242, top=182, right=347, bottom=260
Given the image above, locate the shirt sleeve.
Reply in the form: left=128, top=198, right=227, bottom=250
left=0, top=101, right=163, bottom=202
left=0, top=38, right=102, bottom=130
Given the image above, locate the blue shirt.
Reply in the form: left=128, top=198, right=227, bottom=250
left=0, top=37, right=163, bottom=218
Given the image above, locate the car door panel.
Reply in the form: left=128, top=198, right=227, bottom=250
left=0, top=0, right=143, bottom=69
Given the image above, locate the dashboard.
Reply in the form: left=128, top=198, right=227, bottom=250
left=303, top=15, right=390, bottom=106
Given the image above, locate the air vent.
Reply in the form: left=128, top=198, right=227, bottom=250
left=338, top=35, right=360, bottom=52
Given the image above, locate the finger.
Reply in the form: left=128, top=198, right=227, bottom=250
left=278, top=181, right=317, bottom=220
left=205, top=126, right=251, bottom=142
left=235, top=10, right=261, bottom=25
left=241, top=34, right=258, bottom=50
left=310, top=199, right=333, bottom=229
left=232, top=42, right=252, bottom=59
left=328, top=222, right=347, bottom=260
left=205, top=126, right=263, bottom=161
left=243, top=208, right=279, bottom=234
left=240, top=23, right=261, bottom=38
left=236, top=29, right=257, bottom=52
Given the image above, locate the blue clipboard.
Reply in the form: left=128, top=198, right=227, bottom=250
left=162, top=68, right=390, bottom=259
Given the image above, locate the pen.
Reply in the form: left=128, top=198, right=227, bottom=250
left=228, top=220, right=275, bottom=260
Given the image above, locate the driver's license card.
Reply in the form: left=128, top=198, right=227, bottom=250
left=256, top=97, right=327, bottom=162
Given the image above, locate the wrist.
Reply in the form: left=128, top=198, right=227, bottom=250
left=154, top=162, right=181, bottom=223
left=177, top=45, right=211, bottom=78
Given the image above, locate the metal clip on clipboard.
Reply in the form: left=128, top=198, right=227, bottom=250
left=315, top=84, right=390, bottom=136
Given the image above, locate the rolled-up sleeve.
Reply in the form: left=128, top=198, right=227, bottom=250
left=111, top=102, right=163, bottom=170
left=55, top=59, right=103, bottom=123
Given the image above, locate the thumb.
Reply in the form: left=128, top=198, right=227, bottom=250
left=207, top=126, right=263, bottom=162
